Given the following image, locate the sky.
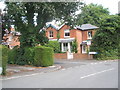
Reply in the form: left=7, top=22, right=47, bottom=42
left=84, top=0, right=119, bottom=15
left=0, top=0, right=119, bottom=15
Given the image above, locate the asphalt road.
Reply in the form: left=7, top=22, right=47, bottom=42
left=2, top=60, right=118, bottom=88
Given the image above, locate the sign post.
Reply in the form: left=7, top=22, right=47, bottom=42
left=88, top=52, right=98, bottom=59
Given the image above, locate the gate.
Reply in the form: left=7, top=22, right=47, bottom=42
left=67, top=52, right=73, bottom=59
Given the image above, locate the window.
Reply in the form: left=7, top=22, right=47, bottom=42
left=49, top=31, right=53, bottom=38
left=63, top=43, right=68, bottom=52
left=88, top=31, right=92, bottom=39
left=64, top=29, right=70, bottom=37
left=82, top=45, right=87, bottom=53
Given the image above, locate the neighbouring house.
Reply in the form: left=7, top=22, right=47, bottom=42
left=2, top=27, right=21, bottom=49
left=46, top=23, right=99, bottom=59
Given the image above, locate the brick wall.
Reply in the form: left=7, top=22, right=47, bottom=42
left=73, top=53, right=93, bottom=60
left=46, top=27, right=58, bottom=39
left=54, top=53, right=93, bottom=60
left=59, top=25, right=70, bottom=39
left=54, top=53, right=67, bottom=59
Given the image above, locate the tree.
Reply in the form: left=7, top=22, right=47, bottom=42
left=4, top=2, right=83, bottom=47
left=76, top=3, right=109, bottom=26
left=90, top=15, right=120, bottom=60
left=2, top=2, right=83, bottom=64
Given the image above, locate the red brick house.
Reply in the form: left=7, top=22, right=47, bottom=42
left=46, top=24, right=99, bottom=59
left=2, top=28, right=21, bottom=49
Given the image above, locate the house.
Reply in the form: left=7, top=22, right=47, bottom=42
left=46, top=23, right=99, bottom=55
left=2, top=28, right=21, bottom=49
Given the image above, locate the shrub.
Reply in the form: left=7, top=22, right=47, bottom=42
left=24, top=47, right=35, bottom=65
left=71, top=39, right=78, bottom=53
left=0, top=45, right=9, bottom=75
left=34, top=46, right=54, bottom=67
left=8, top=48, right=17, bottom=64
left=45, top=41, right=60, bottom=53
left=8, top=47, right=35, bottom=65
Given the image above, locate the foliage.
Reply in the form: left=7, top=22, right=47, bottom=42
left=4, top=2, right=82, bottom=47
left=8, top=47, right=35, bottom=65
left=90, top=15, right=120, bottom=60
left=72, top=39, right=78, bottom=53
left=23, top=47, right=35, bottom=65
left=8, top=47, right=17, bottom=64
left=45, top=41, right=60, bottom=53
left=57, top=32, right=60, bottom=41
left=76, top=3, right=109, bottom=26
left=0, top=45, right=9, bottom=75
left=34, top=46, right=54, bottom=67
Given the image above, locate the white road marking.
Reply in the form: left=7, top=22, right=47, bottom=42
left=80, top=68, right=114, bottom=79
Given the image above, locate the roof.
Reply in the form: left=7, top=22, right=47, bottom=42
left=47, top=24, right=59, bottom=30
left=76, top=24, right=99, bottom=30
left=46, top=23, right=66, bottom=31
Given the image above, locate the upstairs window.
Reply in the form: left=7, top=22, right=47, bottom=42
left=64, top=29, right=70, bottom=37
left=88, top=31, right=92, bottom=39
left=49, top=31, right=53, bottom=38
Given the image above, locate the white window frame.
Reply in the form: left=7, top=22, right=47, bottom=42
left=88, top=31, right=92, bottom=39
left=63, top=43, right=68, bottom=52
left=64, top=29, right=70, bottom=38
left=82, top=45, right=87, bottom=54
left=49, top=31, right=54, bottom=38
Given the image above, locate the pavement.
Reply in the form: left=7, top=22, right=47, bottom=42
left=1, top=64, right=61, bottom=79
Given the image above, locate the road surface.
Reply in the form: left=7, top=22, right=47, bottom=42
left=2, top=60, right=118, bottom=88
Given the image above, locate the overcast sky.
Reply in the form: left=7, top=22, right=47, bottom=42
left=0, top=0, right=119, bottom=15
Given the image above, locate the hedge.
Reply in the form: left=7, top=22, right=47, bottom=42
left=8, top=48, right=17, bottom=64
left=24, top=47, right=35, bottom=65
left=0, top=45, right=9, bottom=75
left=8, top=47, right=35, bottom=65
left=45, top=41, right=60, bottom=53
left=34, top=46, right=54, bottom=67
left=8, top=46, right=54, bottom=67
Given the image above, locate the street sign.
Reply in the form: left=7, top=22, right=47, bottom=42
left=89, top=52, right=98, bottom=54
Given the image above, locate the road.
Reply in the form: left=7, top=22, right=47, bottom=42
left=2, top=60, right=118, bottom=88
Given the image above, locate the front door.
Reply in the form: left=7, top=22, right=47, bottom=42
left=63, top=43, right=68, bottom=52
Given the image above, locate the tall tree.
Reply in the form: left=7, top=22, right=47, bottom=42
left=76, top=3, right=109, bottom=26
left=4, top=2, right=83, bottom=47
left=90, top=15, right=120, bottom=59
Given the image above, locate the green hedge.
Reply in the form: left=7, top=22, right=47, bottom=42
left=0, top=45, right=9, bottom=75
left=8, top=47, right=35, bottom=65
left=34, top=46, right=54, bottom=67
left=8, top=48, right=17, bottom=64
left=8, top=46, right=54, bottom=67
left=45, top=41, right=60, bottom=53
left=24, top=47, right=35, bottom=65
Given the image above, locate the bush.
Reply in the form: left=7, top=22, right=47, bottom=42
left=45, top=41, right=60, bottom=53
left=8, top=48, right=17, bottom=64
left=24, top=47, right=35, bottom=65
left=10, top=47, right=35, bottom=65
left=0, top=45, right=9, bottom=75
left=34, top=46, right=54, bottom=67
left=71, top=39, right=78, bottom=53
